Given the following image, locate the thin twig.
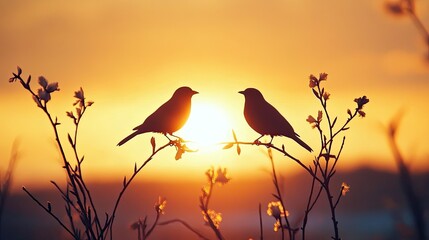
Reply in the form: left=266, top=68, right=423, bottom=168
left=158, top=219, right=210, bottom=240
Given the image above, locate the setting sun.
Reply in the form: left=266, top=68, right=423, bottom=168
left=2, top=1, right=429, bottom=239
left=177, top=101, right=232, bottom=151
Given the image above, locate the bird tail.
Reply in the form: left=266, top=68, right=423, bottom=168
left=293, top=135, right=313, bottom=152
left=117, top=131, right=140, bottom=146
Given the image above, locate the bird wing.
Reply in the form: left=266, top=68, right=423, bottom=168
left=247, top=99, right=296, bottom=137
left=265, top=102, right=296, bottom=137
left=134, top=95, right=191, bottom=134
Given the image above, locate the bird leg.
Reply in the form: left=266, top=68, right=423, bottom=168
left=269, top=135, right=274, bottom=145
left=162, top=133, right=174, bottom=143
left=167, top=133, right=184, bottom=143
left=253, top=135, right=264, bottom=145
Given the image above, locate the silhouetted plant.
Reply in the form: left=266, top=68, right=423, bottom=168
left=130, top=196, right=166, bottom=240
left=9, top=67, right=191, bottom=240
left=385, top=0, right=429, bottom=60
left=387, top=113, right=426, bottom=240
left=223, top=72, right=369, bottom=240
left=304, top=73, right=367, bottom=240
left=199, top=166, right=230, bottom=240
left=265, top=148, right=296, bottom=240
left=0, top=142, right=18, bottom=237
left=155, top=166, right=229, bottom=240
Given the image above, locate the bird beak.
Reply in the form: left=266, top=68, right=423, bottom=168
left=192, top=90, right=199, bottom=95
left=238, top=90, right=244, bottom=94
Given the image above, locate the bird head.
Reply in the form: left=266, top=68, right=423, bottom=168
left=174, top=86, right=199, bottom=98
left=239, top=88, right=264, bottom=100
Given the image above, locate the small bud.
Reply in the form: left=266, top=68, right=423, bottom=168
left=323, top=91, right=330, bottom=100
left=341, top=182, right=350, bottom=196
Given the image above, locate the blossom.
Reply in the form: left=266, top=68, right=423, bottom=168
left=37, top=88, right=51, bottom=102
left=73, top=87, right=85, bottom=107
left=273, top=219, right=281, bottom=232
left=309, top=74, right=318, bottom=88
left=202, top=209, right=222, bottom=229
left=306, top=110, right=323, bottom=128
left=35, top=76, right=59, bottom=103
left=173, top=141, right=196, bottom=160
left=319, top=72, right=328, bottom=81
left=154, top=196, right=167, bottom=214
left=214, top=167, right=230, bottom=185
left=341, top=182, right=350, bottom=196
left=354, top=96, right=369, bottom=110
left=267, top=201, right=287, bottom=220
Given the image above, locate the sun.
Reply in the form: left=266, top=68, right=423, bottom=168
left=176, top=101, right=232, bottom=151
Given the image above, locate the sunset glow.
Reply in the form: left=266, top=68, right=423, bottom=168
left=177, top=101, right=233, bottom=151
left=1, top=1, right=429, bottom=240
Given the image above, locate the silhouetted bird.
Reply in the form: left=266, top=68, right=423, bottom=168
left=118, top=86, right=198, bottom=146
left=239, top=88, right=312, bottom=152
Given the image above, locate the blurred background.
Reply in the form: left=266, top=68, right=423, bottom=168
left=1, top=0, right=428, bottom=239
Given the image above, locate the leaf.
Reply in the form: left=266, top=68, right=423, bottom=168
left=342, top=127, right=350, bottom=131
left=236, top=145, right=241, bottom=155
left=332, top=117, right=337, bottom=128
left=26, top=75, right=31, bottom=86
left=175, top=148, right=184, bottom=160
left=223, top=143, right=234, bottom=150
left=150, top=137, right=156, bottom=153
left=123, top=176, right=126, bottom=187
left=312, top=88, right=319, bottom=98
left=17, top=66, right=22, bottom=75
left=232, top=129, right=238, bottom=142
left=68, top=133, right=74, bottom=146
left=134, top=162, right=137, bottom=173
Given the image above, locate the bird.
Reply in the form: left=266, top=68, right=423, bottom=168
left=117, top=86, right=198, bottom=146
left=239, top=88, right=312, bottom=152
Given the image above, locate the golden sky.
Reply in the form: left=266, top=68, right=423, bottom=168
left=1, top=0, right=429, bottom=188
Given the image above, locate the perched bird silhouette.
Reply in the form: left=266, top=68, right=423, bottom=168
left=117, top=86, right=198, bottom=146
left=239, top=88, right=312, bottom=152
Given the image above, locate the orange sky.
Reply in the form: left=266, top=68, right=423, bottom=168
left=1, top=0, right=429, bottom=188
